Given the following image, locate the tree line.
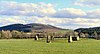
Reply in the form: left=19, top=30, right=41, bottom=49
left=0, top=30, right=68, bottom=39
left=1, top=30, right=99, bottom=39
left=0, top=30, right=35, bottom=39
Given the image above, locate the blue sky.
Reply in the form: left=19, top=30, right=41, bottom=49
left=0, top=0, right=100, bottom=29
left=1, top=0, right=98, bottom=10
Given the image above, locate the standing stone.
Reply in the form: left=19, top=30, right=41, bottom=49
left=74, top=32, right=79, bottom=40
left=52, top=33, right=55, bottom=40
left=77, top=36, right=79, bottom=41
left=35, top=35, right=38, bottom=40
left=46, top=35, right=51, bottom=43
left=72, top=37, right=77, bottom=41
left=94, top=31, right=98, bottom=39
left=68, top=36, right=72, bottom=43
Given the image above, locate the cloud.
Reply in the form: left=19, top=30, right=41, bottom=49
left=0, top=1, right=100, bottom=19
left=0, top=16, right=26, bottom=26
left=0, top=1, right=56, bottom=17
left=86, top=9, right=100, bottom=18
left=0, top=1, right=100, bottom=29
left=75, top=0, right=100, bottom=7
left=53, top=8, right=86, bottom=18
left=53, top=8, right=100, bottom=19
left=0, top=16, right=100, bottom=29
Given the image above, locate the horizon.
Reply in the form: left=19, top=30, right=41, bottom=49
left=0, top=23, right=99, bottom=30
left=0, top=0, right=100, bottom=29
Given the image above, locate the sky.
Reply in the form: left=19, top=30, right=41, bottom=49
left=0, top=0, right=100, bottom=29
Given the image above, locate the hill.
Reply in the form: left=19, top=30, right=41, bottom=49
left=0, top=23, right=68, bottom=32
left=74, top=27, right=100, bottom=33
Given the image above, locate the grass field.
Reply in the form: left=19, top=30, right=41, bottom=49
left=0, top=38, right=100, bottom=54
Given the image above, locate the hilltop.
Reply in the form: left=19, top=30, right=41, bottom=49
left=0, top=23, right=69, bottom=32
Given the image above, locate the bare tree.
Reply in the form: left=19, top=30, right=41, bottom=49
left=6, top=30, right=12, bottom=39
left=1, top=30, right=12, bottom=39
left=12, top=30, right=22, bottom=39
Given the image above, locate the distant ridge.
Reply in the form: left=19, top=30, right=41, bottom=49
left=0, top=23, right=67, bottom=32
left=74, top=27, right=100, bottom=33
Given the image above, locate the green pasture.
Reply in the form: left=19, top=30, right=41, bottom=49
left=0, top=38, right=100, bottom=54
